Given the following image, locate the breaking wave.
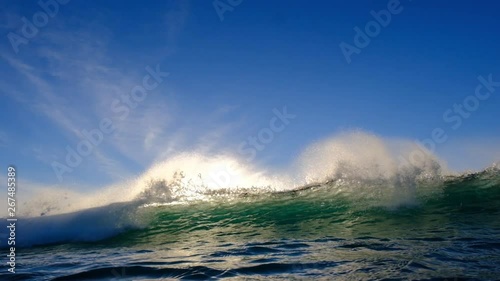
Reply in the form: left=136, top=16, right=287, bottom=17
left=1, top=131, right=498, bottom=248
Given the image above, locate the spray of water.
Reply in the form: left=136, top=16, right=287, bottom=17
left=4, top=131, right=449, bottom=218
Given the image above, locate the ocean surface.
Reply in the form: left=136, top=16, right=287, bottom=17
left=1, top=164, right=499, bottom=280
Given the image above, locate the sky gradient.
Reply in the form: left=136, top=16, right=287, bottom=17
left=1, top=0, right=499, bottom=190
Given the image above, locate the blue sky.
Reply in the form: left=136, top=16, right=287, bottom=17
left=1, top=0, right=499, bottom=189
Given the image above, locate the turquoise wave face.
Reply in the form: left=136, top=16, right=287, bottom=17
left=123, top=167, right=500, bottom=245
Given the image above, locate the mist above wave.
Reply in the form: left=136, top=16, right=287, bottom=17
left=3, top=131, right=462, bottom=217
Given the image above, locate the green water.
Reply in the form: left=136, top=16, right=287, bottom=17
left=3, top=169, right=500, bottom=280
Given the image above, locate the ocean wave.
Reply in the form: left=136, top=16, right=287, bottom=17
left=1, top=132, right=498, bottom=248
left=1, top=166, right=498, bottom=249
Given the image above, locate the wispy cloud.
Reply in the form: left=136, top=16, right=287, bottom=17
left=0, top=3, right=195, bottom=183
